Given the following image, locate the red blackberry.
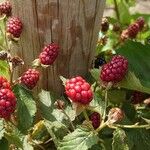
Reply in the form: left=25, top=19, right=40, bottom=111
left=39, top=43, right=59, bottom=65
left=128, top=23, right=139, bottom=38
left=136, top=17, right=145, bottom=31
left=0, top=1, right=12, bottom=16
left=65, top=76, right=93, bottom=105
left=131, top=91, right=144, bottom=104
left=0, top=89, right=16, bottom=119
left=100, top=55, right=128, bottom=83
left=0, top=76, right=11, bottom=89
left=90, top=112, right=101, bottom=129
left=21, top=69, right=40, bottom=89
left=6, top=17, right=23, bottom=38
left=108, top=107, right=124, bottom=124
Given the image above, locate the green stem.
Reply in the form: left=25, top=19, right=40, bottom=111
left=62, top=109, right=75, bottom=131
left=110, top=124, right=150, bottom=129
left=83, top=109, right=90, bottom=122
left=102, top=90, right=108, bottom=121
left=96, top=121, right=108, bottom=132
left=113, top=0, right=120, bottom=22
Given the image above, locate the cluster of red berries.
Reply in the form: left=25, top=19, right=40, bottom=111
left=90, top=112, right=101, bottom=129
left=39, top=43, right=59, bottom=65
left=121, top=17, right=145, bottom=40
left=100, top=55, right=128, bottom=83
left=20, top=69, right=40, bottom=89
left=0, top=1, right=11, bottom=16
left=65, top=76, right=93, bottom=105
left=0, top=1, right=23, bottom=39
left=0, top=76, right=16, bottom=119
left=131, top=91, right=144, bottom=104
left=7, top=17, right=23, bottom=38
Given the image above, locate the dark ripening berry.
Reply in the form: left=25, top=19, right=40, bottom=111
left=6, top=17, right=23, bottom=38
left=39, top=43, right=59, bottom=65
left=100, top=55, right=128, bottom=83
left=0, top=1, right=12, bottom=16
left=21, top=69, right=40, bottom=89
left=131, top=91, right=144, bottom=104
left=101, top=17, right=109, bottom=32
left=136, top=17, right=145, bottom=31
left=0, top=89, right=16, bottom=119
left=90, top=112, right=101, bottom=129
left=108, top=107, right=124, bottom=124
left=65, top=76, right=93, bottom=105
left=128, top=23, right=139, bottom=38
left=0, top=76, right=11, bottom=90
left=94, top=57, right=106, bottom=68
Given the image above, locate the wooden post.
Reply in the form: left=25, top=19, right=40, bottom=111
left=11, top=0, right=105, bottom=94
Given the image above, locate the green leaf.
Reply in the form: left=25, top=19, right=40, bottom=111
left=44, top=120, right=68, bottom=148
left=23, top=136, right=34, bottom=150
left=0, top=138, right=8, bottom=150
left=5, top=126, right=24, bottom=148
left=89, top=92, right=105, bottom=116
left=108, top=89, right=126, bottom=104
left=122, top=101, right=136, bottom=121
left=39, top=90, right=75, bottom=126
left=59, top=127, right=99, bottom=150
left=126, top=129, right=150, bottom=150
left=60, top=76, right=67, bottom=86
left=13, top=84, right=37, bottom=133
left=0, top=60, right=10, bottom=80
left=90, top=69, right=100, bottom=81
left=112, top=128, right=130, bottom=150
left=118, top=1, right=131, bottom=24
left=0, top=119, right=4, bottom=140
left=116, top=71, right=150, bottom=94
left=116, top=41, right=150, bottom=89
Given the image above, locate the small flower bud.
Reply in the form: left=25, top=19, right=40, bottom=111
left=54, top=100, right=65, bottom=110
left=108, top=107, right=124, bottom=124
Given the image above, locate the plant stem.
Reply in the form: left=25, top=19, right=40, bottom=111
left=62, top=109, right=75, bottom=131
left=83, top=109, right=90, bottom=122
left=113, top=0, right=120, bottom=22
left=110, top=123, right=150, bottom=129
left=102, top=89, right=108, bottom=121
left=96, top=121, right=108, bottom=132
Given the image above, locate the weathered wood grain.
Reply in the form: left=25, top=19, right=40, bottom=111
left=11, top=0, right=105, bottom=94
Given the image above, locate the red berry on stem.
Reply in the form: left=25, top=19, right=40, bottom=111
left=0, top=1, right=12, bottom=16
left=0, top=76, right=11, bottom=89
left=90, top=112, right=101, bottom=129
left=131, top=91, right=144, bottom=104
left=21, top=69, right=40, bottom=89
left=0, top=89, right=16, bottom=119
left=100, top=55, right=128, bottom=83
left=65, top=76, right=93, bottom=105
left=128, top=23, right=139, bottom=38
left=39, top=43, right=59, bottom=65
left=6, top=17, right=23, bottom=38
